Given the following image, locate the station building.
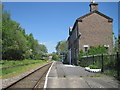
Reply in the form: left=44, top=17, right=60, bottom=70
left=67, top=2, right=113, bottom=65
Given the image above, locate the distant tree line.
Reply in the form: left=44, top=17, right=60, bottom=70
left=2, top=7, right=47, bottom=60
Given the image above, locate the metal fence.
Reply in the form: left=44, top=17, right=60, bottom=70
left=79, top=52, right=120, bottom=78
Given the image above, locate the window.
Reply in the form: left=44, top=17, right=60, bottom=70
left=83, top=45, right=89, bottom=52
left=104, top=45, right=109, bottom=50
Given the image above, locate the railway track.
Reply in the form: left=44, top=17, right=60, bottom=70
left=3, top=62, right=52, bottom=90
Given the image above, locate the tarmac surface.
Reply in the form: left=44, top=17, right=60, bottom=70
left=46, top=61, right=120, bottom=88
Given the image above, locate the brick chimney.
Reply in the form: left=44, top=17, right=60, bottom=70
left=89, top=1, right=98, bottom=12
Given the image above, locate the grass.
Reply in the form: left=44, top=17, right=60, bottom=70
left=0, top=60, right=3, bottom=67
left=1, top=60, right=50, bottom=79
left=1, top=59, right=44, bottom=68
left=88, top=65, right=100, bottom=69
left=80, top=74, right=101, bottom=78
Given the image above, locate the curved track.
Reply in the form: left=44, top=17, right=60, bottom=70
left=3, top=63, right=52, bottom=90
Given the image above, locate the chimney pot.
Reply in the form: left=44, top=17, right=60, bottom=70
left=89, top=3, right=98, bottom=12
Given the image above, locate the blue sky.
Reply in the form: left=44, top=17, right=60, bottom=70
left=3, top=2, right=118, bottom=53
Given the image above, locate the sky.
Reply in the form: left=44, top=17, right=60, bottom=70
left=3, top=2, right=118, bottom=53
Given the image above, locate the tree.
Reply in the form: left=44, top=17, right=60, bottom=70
left=34, top=43, right=48, bottom=59
left=114, top=36, right=119, bottom=52
left=2, top=12, right=28, bottom=60
left=2, top=8, right=48, bottom=60
left=56, top=40, right=68, bottom=55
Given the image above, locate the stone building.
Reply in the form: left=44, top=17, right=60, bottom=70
left=67, top=2, right=113, bottom=65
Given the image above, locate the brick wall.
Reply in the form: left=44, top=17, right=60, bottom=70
left=78, top=13, right=113, bottom=52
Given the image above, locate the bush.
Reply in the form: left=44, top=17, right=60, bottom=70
left=78, top=50, right=86, bottom=65
left=52, top=54, right=60, bottom=61
left=88, top=46, right=108, bottom=55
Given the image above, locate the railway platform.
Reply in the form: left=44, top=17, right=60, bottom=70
left=46, top=61, right=120, bottom=88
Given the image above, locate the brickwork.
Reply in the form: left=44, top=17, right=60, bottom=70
left=78, top=13, right=113, bottom=52
left=67, top=3, right=113, bottom=65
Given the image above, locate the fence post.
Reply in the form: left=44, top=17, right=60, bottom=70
left=101, top=54, right=104, bottom=73
left=117, top=52, right=119, bottom=78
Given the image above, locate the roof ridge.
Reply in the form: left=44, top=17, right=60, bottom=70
left=77, top=10, right=113, bottom=22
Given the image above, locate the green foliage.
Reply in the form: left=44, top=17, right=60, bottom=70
left=56, top=40, right=68, bottom=55
left=51, top=54, right=60, bottom=61
left=104, top=70, right=117, bottom=77
left=2, top=8, right=48, bottom=60
left=113, top=32, right=119, bottom=52
left=78, top=50, right=86, bottom=58
left=88, top=46, right=108, bottom=55
left=114, top=36, right=119, bottom=52
left=1, top=60, right=48, bottom=77
left=78, top=46, right=107, bottom=58
left=78, top=46, right=108, bottom=66
left=1, top=59, right=44, bottom=67
left=88, top=65, right=99, bottom=69
left=78, top=50, right=86, bottom=65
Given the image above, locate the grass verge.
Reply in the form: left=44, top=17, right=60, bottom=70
left=1, top=60, right=50, bottom=79
left=1, top=59, right=44, bottom=68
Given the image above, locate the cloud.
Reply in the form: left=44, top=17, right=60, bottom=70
left=39, top=42, right=49, bottom=45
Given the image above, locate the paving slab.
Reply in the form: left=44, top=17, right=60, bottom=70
left=47, top=77, right=90, bottom=88
left=46, top=61, right=120, bottom=88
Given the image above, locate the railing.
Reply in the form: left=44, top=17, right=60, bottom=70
left=79, top=52, right=120, bottom=78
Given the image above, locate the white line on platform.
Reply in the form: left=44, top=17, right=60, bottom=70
left=44, top=61, right=55, bottom=89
